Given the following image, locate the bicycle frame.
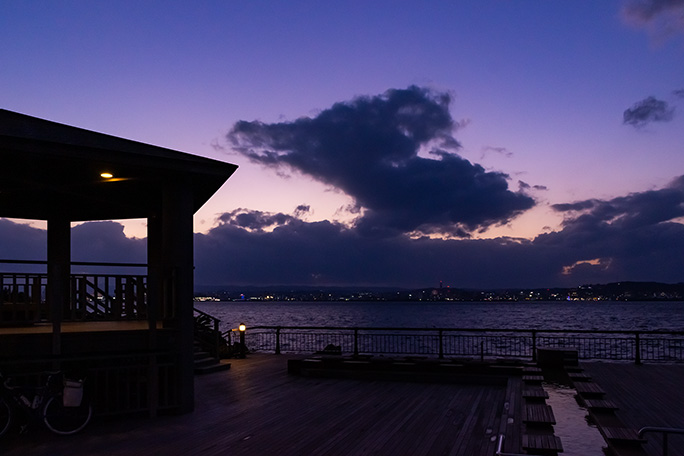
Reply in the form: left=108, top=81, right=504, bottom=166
left=0, top=371, right=91, bottom=437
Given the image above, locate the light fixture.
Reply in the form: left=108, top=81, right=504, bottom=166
left=238, top=323, right=246, bottom=358
left=100, top=172, right=114, bottom=179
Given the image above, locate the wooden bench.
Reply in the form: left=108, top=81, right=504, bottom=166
left=574, top=382, right=605, bottom=397
left=522, top=387, right=549, bottom=400
left=522, top=404, right=556, bottom=425
left=522, top=374, right=544, bottom=384
left=599, top=426, right=646, bottom=445
left=584, top=399, right=618, bottom=411
left=522, top=434, right=563, bottom=454
left=568, top=372, right=592, bottom=381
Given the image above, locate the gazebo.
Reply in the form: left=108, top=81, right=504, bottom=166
left=0, top=109, right=237, bottom=415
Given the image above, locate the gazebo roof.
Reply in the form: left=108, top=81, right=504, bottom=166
left=0, top=109, right=238, bottom=221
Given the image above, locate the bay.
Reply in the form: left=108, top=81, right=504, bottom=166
left=195, top=300, right=684, bottom=334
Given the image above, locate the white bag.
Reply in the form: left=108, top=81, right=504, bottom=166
left=63, top=379, right=84, bottom=407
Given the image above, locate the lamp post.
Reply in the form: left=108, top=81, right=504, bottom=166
left=238, top=323, right=246, bottom=358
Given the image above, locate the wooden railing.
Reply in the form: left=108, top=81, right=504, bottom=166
left=70, top=274, right=147, bottom=321
left=0, top=272, right=47, bottom=322
left=1, top=264, right=148, bottom=324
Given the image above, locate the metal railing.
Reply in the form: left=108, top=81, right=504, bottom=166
left=638, top=427, right=684, bottom=456
left=241, top=326, right=684, bottom=364
left=495, top=434, right=527, bottom=456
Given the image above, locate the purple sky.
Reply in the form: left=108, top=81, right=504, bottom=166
left=1, top=1, right=684, bottom=289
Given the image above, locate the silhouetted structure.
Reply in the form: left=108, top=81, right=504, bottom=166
left=0, top=109, right=237, bottom=415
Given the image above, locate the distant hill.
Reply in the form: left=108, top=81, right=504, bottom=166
left=195, top=281, right=684, bottom=301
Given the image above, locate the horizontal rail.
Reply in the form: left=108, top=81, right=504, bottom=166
left=638, top=427, right=684, bottom=456
left=247, top=325, right=684, bottom=336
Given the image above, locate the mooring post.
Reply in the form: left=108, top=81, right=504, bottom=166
left=275, top=327, right=281, bottom=355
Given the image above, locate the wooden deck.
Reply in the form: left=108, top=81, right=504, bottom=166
left=1, top=354, right=513, bottom=456
left=582, top=362, right=684, bottom=456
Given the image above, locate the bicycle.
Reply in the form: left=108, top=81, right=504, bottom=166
left=0, top=370, right=92, bottom=436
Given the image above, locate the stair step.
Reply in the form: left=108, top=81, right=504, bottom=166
left=195, top=356, right=218, bottom=368
left=195, top=361, right=231, bottom=375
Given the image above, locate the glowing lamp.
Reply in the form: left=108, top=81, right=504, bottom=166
left=238, top=323, right=246, bottom=332
left=100, top=172, right=114, bottom=179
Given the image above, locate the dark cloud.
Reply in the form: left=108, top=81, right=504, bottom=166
left=674, top=88, right=684, bottom=98
left=481, top=146, right=513, bottom=159
left=194, top=175, right=684, bottom=287
left=518, top=181, right=548, bottom=192
left=70, top=221, right=146, bottom=264
left=228, top=86, right=535, bottom=237
left=622, top=0, right=684, bottom=36
left=623, top=96, right=675, bottom=127
left=0, top=220, right=145, bottom=274
left=193, top=170, right=684, bottom=287
left=0, top=219, right=46, bottom=265
left=217, top=209, right=299, bottom=232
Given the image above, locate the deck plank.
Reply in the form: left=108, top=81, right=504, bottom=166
left=582, top=362, right=684, bottom=456
left=1, top=354, right=508, bottom=456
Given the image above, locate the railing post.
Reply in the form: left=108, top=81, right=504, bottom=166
left=635, top=332, right=642, bottom=365
left=239, top=323, right=246, bottom=358
left=663, top=432, right=669, bottom=456
left=438, top=329, right=444, bottom=359
left=213, top=318, right=220, bottom=360
left=275, top=327, right=281, bottom=355
left=354, top=328, right=359, bottom=357
left=532, top=330, right=537, bottom=362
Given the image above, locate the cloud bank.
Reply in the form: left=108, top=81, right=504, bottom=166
left=2, top=175, right=684, bottom=289
left=228, top=86, right=534, bottom=238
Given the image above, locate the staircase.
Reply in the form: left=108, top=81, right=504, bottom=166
left=194, top=342, right=231, bottom=375
left=193, top=307, right=232, bottom=375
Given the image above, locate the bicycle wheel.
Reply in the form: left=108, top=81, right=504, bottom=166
left=0, top=397, right=11, bottom=437
left=42, top=395, right=92, bottom=435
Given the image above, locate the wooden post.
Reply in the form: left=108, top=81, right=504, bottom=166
left=161, top=178, right=195, bottom=414
left=635, top=332, right=642, bottom=365
left=47, top=217, right=70, bottom=358
left=275, top=327, right=281, bottom=355
left=532, top=330, right=537, bottom=362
